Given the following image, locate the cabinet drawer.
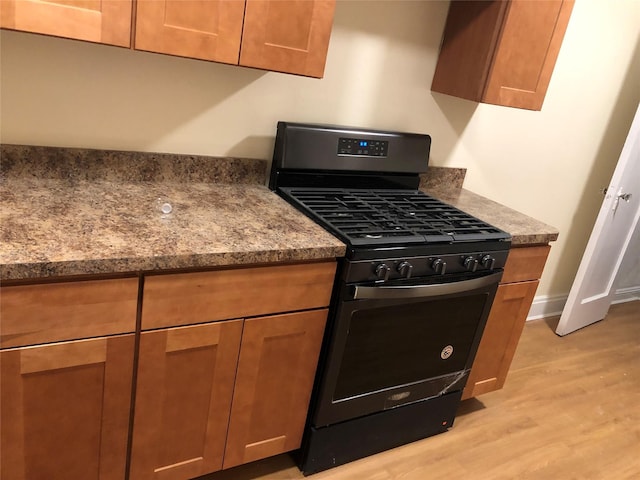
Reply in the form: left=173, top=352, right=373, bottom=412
left=141, top=261, right=336, bottom=330
left=502, top=245, right=550, bottom=284
left=0, top=277, right=139, bottom=348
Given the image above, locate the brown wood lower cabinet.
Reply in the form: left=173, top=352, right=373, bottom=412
left=463, top=245, right=551, bottom=399
left=129, top=320, right=243, bottom=480
left=0, top=334, right=135, bottom=480
left=129, top=310, right=330, bottom=479
left=0, top=261, right=335, bottom=480
left=223, top=310, right=328, bottom=469
left=463, top=281, right=538, bottom=398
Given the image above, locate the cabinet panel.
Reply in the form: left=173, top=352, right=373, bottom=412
left=462, top=281, right=538, bottom=399
left=502, top=245, right=551, bottom=284
left=0, top=277, right=138, bottom=348
left=141, top=261, right=336, bottom=330
left=431, top=0, right=574, bottom=110
left=431, top=0, right=508, bottom=101
left=0, top=334, right=134, bottom=480
left=240, top=0, right=336, bottom=77
left=484, top=0, right=575, bottom=109
left=130, top=320, right=243, bottom=480
left=223, top=309, right=328, bottom=469
left=0, top=0, right=132, bottom=46
left=134, top=0, right=245, bottom=64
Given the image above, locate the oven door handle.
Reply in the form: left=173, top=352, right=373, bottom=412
left=352, top=272, right=503, bottom=300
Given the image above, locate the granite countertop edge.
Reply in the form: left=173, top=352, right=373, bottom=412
left=0, top=246, right=347, bottom=282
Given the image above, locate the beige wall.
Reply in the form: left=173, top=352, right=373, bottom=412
left=1, top=0, right=639, bottom=299
left=616, top=223, right=640, bottom=291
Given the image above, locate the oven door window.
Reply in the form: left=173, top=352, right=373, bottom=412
left=334, top=293, right=487, bottom=401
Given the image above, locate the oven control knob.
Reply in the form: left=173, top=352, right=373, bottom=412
left=431, top=258, right=447, bottom=275
left=481, top=255, right=496, bottom=270
left=397, top=261, right=414, bottom=278
left=375, top=263, right=391, bottom=281
left=464, top=256, right=479, bottom=272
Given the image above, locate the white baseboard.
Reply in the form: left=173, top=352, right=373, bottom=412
left=526, top=295, right=567, bottom=321
left=526, top=286, right=640, bottom=321
left=611, top=285, right=640, bottom=304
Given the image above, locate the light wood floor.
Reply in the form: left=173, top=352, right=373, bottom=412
left=202, top=301, right=640, bottom=480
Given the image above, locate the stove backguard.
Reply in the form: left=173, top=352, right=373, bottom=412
left=269, top=121, right=431, bottom=191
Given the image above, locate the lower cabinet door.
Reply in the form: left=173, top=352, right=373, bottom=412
left=463, top=280, right=539, bottom=399
left=0, top=334, right=135, bottom=480
left=223, top=309, right=328, bottom=469
left=129, top=320, right=243, bottom=480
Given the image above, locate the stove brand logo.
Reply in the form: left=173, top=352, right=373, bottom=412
left=440, top=345, right=454, bottom=360
left=388, top=391, right=411, bottom=402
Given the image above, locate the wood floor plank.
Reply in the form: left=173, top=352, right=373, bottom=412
left=200, top=301, right=640, bottom=480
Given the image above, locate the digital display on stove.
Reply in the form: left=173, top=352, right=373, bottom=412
left=338, top=137, right=389, bottom=157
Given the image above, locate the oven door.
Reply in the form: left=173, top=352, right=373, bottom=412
left=311, top=271, right=502, bottom=427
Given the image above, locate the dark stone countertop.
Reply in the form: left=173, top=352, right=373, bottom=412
left=0, top=146, right=558, bottom=281
left=424, top=181, right=559, bottom=246
left=0, top=145, right=346, bottom=281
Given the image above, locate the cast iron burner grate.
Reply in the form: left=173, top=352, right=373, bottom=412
left=280, top=188, right=508, bottom=246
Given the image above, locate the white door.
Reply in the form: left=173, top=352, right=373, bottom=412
left=556, top=104, right=640, bottom=336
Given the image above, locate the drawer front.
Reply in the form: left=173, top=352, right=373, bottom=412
left=141, top=261, right=337, bottom=330
left=1, top=277, right=139, bottom=349
left=502, top=245, right=551, bottom=284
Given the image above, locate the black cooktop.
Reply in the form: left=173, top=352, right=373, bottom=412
left=279, top=187, right=510, bottom=247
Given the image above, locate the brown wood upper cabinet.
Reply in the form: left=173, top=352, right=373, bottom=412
left=134, top=0, right=245, bottom=64
left=240, top=0, right=336, bottom=77
left=135, top=0, right=336, bottom=77
left=0, top=0, right=132, bottom=47
left=1, top=0, right=334, bottom=77
left=431, top=0, right=574, bottom=110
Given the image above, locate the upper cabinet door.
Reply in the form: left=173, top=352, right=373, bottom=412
left=240, top=0, right=336, bottom=78
left=431, top=0, right=574, bottom=111
left=483, top=0, right=574, bottom=109
left=0, top=0, right=132, bottom=47
left=135, top=0, right=245, bottom=64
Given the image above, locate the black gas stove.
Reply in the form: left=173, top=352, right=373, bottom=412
left=269, top=122, right=511, bottom=475
left=270, top=122, right=510, bottom=262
